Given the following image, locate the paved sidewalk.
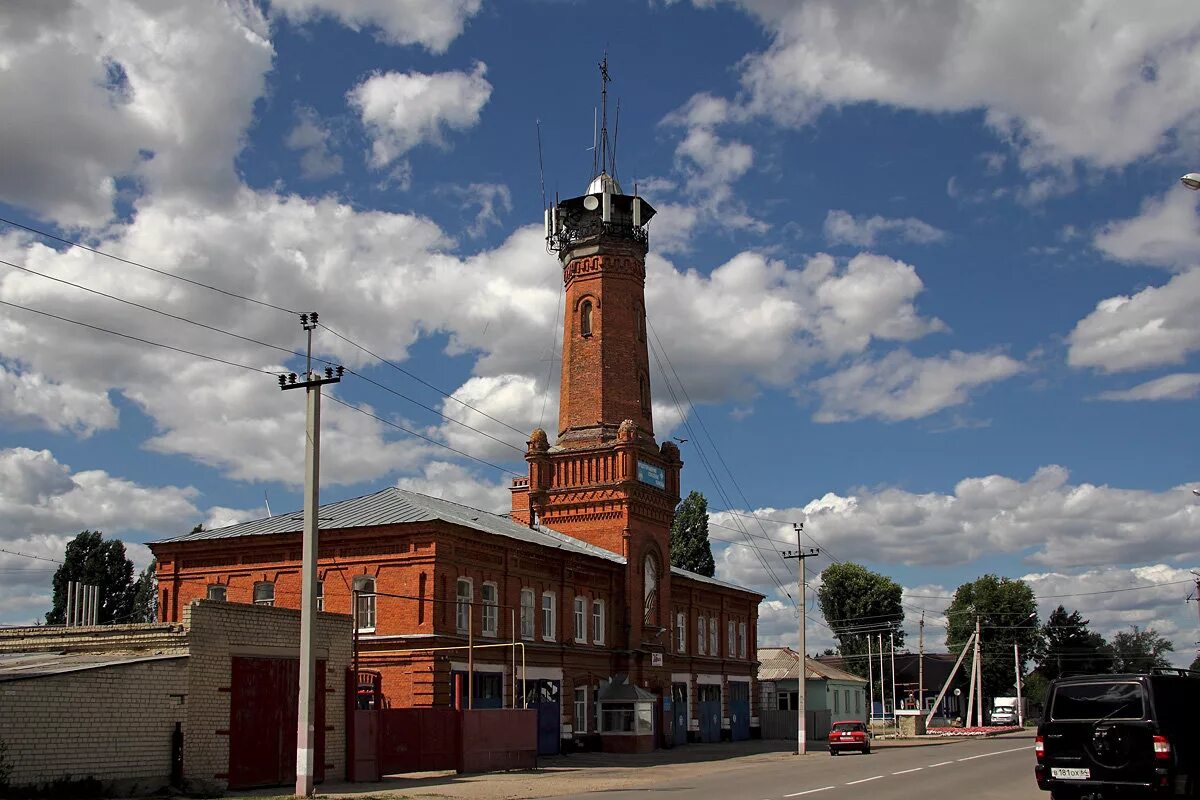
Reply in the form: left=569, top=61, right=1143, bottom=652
left=230, top=734, right=1032, bottom=800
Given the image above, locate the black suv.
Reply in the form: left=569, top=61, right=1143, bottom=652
left=1035, top=670, right=1198, bottom=798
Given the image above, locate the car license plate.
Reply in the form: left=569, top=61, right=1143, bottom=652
left=1051, top=768, right=1090, bottom=780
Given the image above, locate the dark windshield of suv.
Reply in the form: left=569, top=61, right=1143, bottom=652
left=1049, top=681, right=1145, bottom=721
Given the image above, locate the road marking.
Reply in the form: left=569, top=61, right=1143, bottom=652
left=784, top=787, right=834, bottom=797
left=845, top=776, right=883, bottom=785
left=928, top=760, right=954, bottom=767
left=893, top=767, right=923, bottom=775
left=956, top=745, right=1033, bottom=762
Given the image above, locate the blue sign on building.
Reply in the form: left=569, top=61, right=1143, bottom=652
left=637, top=460, right=665, bottom=489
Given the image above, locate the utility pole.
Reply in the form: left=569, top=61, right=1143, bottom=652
left=867, top=634, right=874, bottom=723
left=280, top=311, right=342, bottom=798
left=974, top=616, right=983, bottom=727
left=918, top=613, right=925, bottom=714
left=1014, top=641, right=1024, bottom=727
left=782, top=524, right=818, bottom=755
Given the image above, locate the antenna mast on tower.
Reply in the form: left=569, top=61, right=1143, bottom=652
left=595, top=53, right=613, bottom=179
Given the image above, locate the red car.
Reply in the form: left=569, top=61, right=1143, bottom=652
left=829, top=720, right=871, bottom=755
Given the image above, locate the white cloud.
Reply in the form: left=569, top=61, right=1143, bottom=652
left=1094, top=189, right=1200, bottom=271
left=1096, top=373, right=1200, bottom=402
left=823, top=210, right=947, bottom=248
left=0, top=363, right=118, bottom=436
left=1067, top=268, right=1200, bottom=373
left=348, top=63, right=492, bottom=168
left=727, top=0, right=1200, bottom=171
left=394, top=461, right=510, bottom=513
left=812, top=348, right=1023, bottom=423
left=0, top=0, right=273, bottom=227
left=285, top=107, right=343, bottom=180
left=269, top=0, right=482, bottom=53
left=458, top=183, right=513, bottom=238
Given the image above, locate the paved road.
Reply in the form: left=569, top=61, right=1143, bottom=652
left=544, top=736, right=1043, bottom=800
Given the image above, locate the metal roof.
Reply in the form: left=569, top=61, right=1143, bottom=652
left=758, top=647, right=867, bottom=683
left=154, top=486, right=623, bottom=564
left=671, top=565, right=764, bottom=597
left=0, top=650, right=187, bottom=682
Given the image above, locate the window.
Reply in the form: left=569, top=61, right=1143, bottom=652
left=206, top=584, right=226, bottom=602
left=777, top=691, right=798, bottom=711
left=638, top=373, right=650, bottom=412
left=574, top=597, right=586, bottom=643
left=600, top=702, right=654, bottom=734
left=697, top=615, right=706, bottom=655
left=635, top=302, right=645, bottom=342
left=856, top=692, right=862, bottom=713
left=738, top=621, right=747, bottom=659
left=643, top=555, right=658, bottom=624
left=592, top=599, right=604, bottom=644
left=834, top=690, right=840, bottom=713
left=574, top=687, right=588, bottom=734
left=353, top=576, right=375, bottom=631
left=675, top=612, right=686, bottom=654
left=520, top=589, right=535, bottom=640
left=482, top=583, right=498, bottom=637
left=456, top=578, right=472, bottom=633
left=541, top=592, right=556, bottom=640
left=709, top=616, right=718, bottom=656
left=728, top=620, right=736, bottom=657
left=253, top=582, right=274, bottom=607
left=315, top=580, right=323, bottom=612
left=580, top=300, right=593, bottom=337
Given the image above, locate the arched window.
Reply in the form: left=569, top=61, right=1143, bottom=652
left=635, top=303, right=645, bottom=342
left=580, top=300, right=593, bottom=337
left=643, top=554, right=658, bottom=624
left=639, top=373, right=651, bottom=412
left=253, top=582, right=274, bottom=607
left=206, top=584, right=226, bottom=602
left=353, top=575, right=375, bottom=631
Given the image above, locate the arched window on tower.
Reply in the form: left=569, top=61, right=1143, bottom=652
left=643, top=554, right=658, bottom=625
left=580, top=300, right=593, bottom=337
left=635, top=302, right=645, bottom=342
left=639, top=373, right=650, bottom=413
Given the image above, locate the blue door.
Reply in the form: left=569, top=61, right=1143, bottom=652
left=729, top=681, right=750, bottom=741
left=672, top=683, right=689, bottom=746
left=522, top=679, right=561, bottom=756
left=697, top=684, right=722, bottom=743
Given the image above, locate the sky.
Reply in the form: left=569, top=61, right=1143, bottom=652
left=0, top=0, right=1198, bottom=667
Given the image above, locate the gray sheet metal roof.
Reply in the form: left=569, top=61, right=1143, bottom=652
left=154, top=487, right=623, bottom=564
left=0, top=650, right=187, bottom=682
left=671, top=565, right=764, bottom=597
left=758, top=647, right=867, bottom=683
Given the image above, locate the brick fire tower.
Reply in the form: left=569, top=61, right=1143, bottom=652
left=511, top=58, right=682, bottom=658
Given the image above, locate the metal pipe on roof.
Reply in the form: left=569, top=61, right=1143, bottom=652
left=65, top=581, right=74, bottom=627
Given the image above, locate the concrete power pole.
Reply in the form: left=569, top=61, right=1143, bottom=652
left=783, top=524, right=818, bottom=755
left=918, top=613, right=925, bottom=713
left=974, top=616, right=984, bottom=727
left=280, top=312, right=342, bottom=798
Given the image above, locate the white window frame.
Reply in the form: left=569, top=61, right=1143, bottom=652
left=709, top=616, right=718, bottom=656
left=728, top=620, right=736, bottom=657
left=574, top=686, right=588, bottom=734
left=253, top=582, right=274, bottom=607
left=481, top=582, right=498, bottom=637
left=697, top=615, right=706, bottom=655
left=738, top=621, right=747, bottom=659
left=592, top=598, right=605, bottom=645
left=676, top=612, right=686, bottom=654
left=574, top=596, right=587, bottom=643
left=206, top=584, right=226, bottom=602
left=541, top=591, right=556, bottom=641
left=456, top=578, right=473, bottom=634
left=315, top=580, right=323, bottom=612
left=353, top=575, right=376, bottom=632
left=520, top=588, right=535, bottom=640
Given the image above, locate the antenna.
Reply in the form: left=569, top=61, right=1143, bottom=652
left=597, top=52, right=612, bottom=179
left=264, top=491, right=273, bottom=517
left=611, top=97, right=621, bottom=180
left=536, top=119, right=547, bottom=211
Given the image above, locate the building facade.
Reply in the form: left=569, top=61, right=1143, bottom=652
left=151, top=135, right=763, bottom=753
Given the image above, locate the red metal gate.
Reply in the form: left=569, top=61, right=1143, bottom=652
left=228, top=656, right=326, bottom=789
left=379, top=708, right=460, bottom=774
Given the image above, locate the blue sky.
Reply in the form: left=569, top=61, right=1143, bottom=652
left=0, top=0, right=1197, bottom=664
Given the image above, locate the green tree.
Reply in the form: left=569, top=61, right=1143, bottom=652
left=46, top=530, right=138, bottom=624
left=816, top=562, right=905, bottom=679
left=945, top=574, right=1043, bottom=699
left=1039, top=605, right=1113, bottom=680
left=1190, top=654, right=1199, bottom=674
left=1109, top=626, right=1173, bottom=673
left=129, top=559, right=158, bottom=623
left=669, top=491, right=715, bottom=577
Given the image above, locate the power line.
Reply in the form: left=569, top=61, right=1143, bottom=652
left=0, top=548, right=62, bottom=564
left=0, top=215, right=298, bottom=315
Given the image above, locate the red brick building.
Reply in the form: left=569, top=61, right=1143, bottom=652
left=151, top=164, right=763, bottom=754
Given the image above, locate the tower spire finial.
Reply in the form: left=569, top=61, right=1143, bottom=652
left=595, top=52, right=612, bottom=181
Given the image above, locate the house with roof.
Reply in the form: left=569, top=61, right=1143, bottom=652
left=150, top=135, right=763, bottom=755
left=757, top=647, right=868, bottom=740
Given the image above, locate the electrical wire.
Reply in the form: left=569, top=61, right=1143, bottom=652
left=0, top=547, right=62, bottom=564
left=0, top=214, right=298, bottom=315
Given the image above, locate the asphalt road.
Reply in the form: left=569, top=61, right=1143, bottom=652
left=544, top=736, right=1044, bottom=800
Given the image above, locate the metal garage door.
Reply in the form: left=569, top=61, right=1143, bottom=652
left=729, top=681, right=750, bottom=741
left=228, top=656, right=325, bottom=789
left=697, top=684, right=722, bottom=743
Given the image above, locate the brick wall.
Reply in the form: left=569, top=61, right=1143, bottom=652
left=0, top=622, right=187, bottom=654
left=0, top=656, right=188, bottom=791
left=182, top=600, right=353, bottom=789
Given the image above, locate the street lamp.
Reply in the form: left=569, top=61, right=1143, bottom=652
left=1180, top=173, right=1200, bottom=190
